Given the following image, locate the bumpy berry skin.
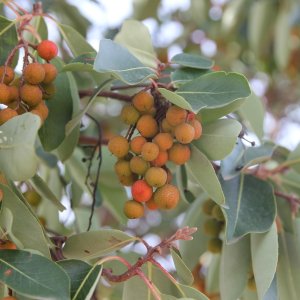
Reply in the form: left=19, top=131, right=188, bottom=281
left=141, top=142, right=160, bottom=161
left=20, top=84, right=43, bottom=106
left=8, top=86, right=19, bottom=102
left=161, top=118, right=174, bottom=134
left=154, top=184, right=180, bottom=209
left=30, top=101, right=49, bottom=122
left=203, top=219, right=222, bottom=237
left=0, top=66, right=15, bottom=84
left=120, top=105, right=140, bottom=125
left=115, top=159, right=132, bottom=177
left=118, top=174, right=138, bottom=186
left=207, top=238, right=223, bottom=253
left=136, top=115, right=158, bottom=138
left=190, top=119, right=202, bottom=140
left=168, top=143, right=191, bottom=165
left=132, top=91, right=154, bottom=113
left=145, top=167, right=167, bottom=188
left=42, top=63, right=58, bottom=84
left=23, top=190, right=41, bottom=207
left=131, top=180, right=153, bottom=203
left=124, top=200, right=145, bottom=219
left=129, top=156, right=149, bottom=175
left=166, top=106, right=187, bottom=126
left=0, top=83, right=11, bottom=104
left=0, top=108, right=18, bottom=125
left=151, top=150, right=168, bottom=167
left=145, top=196, right=159, bottom=210
left=130, top=136, right=147, bottom=154
left=174, top=123, right=195, bottom=144
left=37, top=40, right=58, bottom=61
left=153, top=132, right=173, bottom=151
left=0, top=240, right=17, bottom=250
left=24, top=63, right=45, bottom=84
left=202, top=199, right=215, bottom=216
left=108, top=135, right=129, bottom=158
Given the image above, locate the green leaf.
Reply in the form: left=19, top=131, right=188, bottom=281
left=158, top=88, right=193, bottom=111
left=39, top=59, right=76, bottom=151
left=0, top=184, right=51, bottom=257
left=186, top=145, right=225, bottom=205
left=175, top=72, right=251, bottom=113
left=0, top=113, right=40, bottom=181
left=58, top=23, right=95, bottom=57
left=251, top=223, right=278, bottom=300
left=171, top=53, right=214, bottom=69
left=286, top=142, right=300, bottom=173
left=238, top=92, right=265, bottom=140
left=58, top=259, right=102, bottom=300
left=221, top=174, right=276, bottom=243
left=170, top=248, right=194, bottom=285
left=171, top=68, right=209, bottom=87
left=193, top=118, right=242, bottom=160
left=0, top=250, right=69, bottom=299
left=206, top=255, right=220, bottom=294
left=0, top=16, right=18, bottom=65
left=29, top=174, right=66, bottom=212
left=93, top=39, right=157, bottom=85
left=114, top=20, right=157, bottom=68
left=63, top=229, right=137, bottom=260
left=220, top=235, right=251, bottom=300
left=63, top=52, right=96, bottom=72
left=23, top=16, right=48, bottom=44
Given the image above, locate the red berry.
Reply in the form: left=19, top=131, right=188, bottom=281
left=37, top=40, right=58, bottom=61
left=131, top=180, right=153, bottom=203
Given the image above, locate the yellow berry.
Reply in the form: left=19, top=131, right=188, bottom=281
left=115, top=159, right=132, bottom=177
left=124, top=200, right=145, bottom=219
left=145, top=167, right=167, bottom=187
left=120, top=105, right=140, bottom=125
left=129, top=156, right=150, bottom=175
left=154, top=184, right=180, bottom=209
left=141, top=142, right=159, bottom=161
left=136, top=115, right=158, bottom=138
left=166, top=105, right=187, bottom=126
left=174, top=123, right=195, bottom=144
left=132, top=91, right=154, bottom=113
left=108, top=135, right=129, bottom=158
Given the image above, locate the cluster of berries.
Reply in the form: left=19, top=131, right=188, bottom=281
left=0, top=40, right=58, bottom=125
left=108, top=90, right=203, bottom=219
left=202, top=198, right=225, bottom=253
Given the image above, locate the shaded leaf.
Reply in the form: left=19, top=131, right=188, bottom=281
left=171, top=68, right=209, bottom=87
left=63, top=52, right=96, bottom=72
left=171, top=53, right=213, bottom=69
left=0, top=250, right=69, bottom=299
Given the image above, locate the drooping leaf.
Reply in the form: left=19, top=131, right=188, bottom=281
left=0, top=113, right=40, bottom=181
left=220, top=235, right=251, bottom=300
left=58, top=259, right=102, bottom=300
left=171, top=53, right=214, bottom=69
left=0, top=184, right=51, bottom=257
left=29, top=174, right=66, bottom=212
left=171, top=248, right=194, bottom=285
left=58, top=23, right=95, bottom=57
left=114, top=20, right=157, bottom=68
left=63, top=229, right=137, bottom=260
left=186, top=145, right=225, bottom=205
left=251, top=223, right=278, bottom=300
left=158, top=88, right=193, bottom=111
left=93, top=39, right=156, bottom=85
left=193, top=118, right=242, bottom=160
left=221, top=174, right=276, bottom=243
left=0, top=250, right=70, bottom=299
left=0, top=16, right=18, bottom=65
left=171, top=67, right=209, bottom=87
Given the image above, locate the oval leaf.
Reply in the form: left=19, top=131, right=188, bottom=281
left=171, top=53, right=214, bottom=69
left=0, top=250, right=69, bottom=299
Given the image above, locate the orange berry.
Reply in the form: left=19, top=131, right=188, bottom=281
left=168, top=143, right=191, bottom=165
left=190, top=119, right=202, bottom=140
left=42, top=63, right=58, bottom=84
left=108, top=135, right=129, bottom=158
left=154, top=184, right=180, bottom=209
left=166, top=105, right=187, bottom=126
left=118, top=174, right=138, bottom=186
left=145, top=167, right=167, bottom=187
left=161, top=118, right=174, bottom=134
left=136, top=115, right=158, bottom=138
left=130, top=136, right=147, bottom=154
left=2, top=297, right=18, bottom=300
left=8, top=85, right=19, bottom=102
left=153, top=132, right=173, bottom=150
left=124, top=200, right=145, bottom=219
left=165, top=168, right=173, bottom=183
left=0, top=66, right=15, bottom=84
left=0, top=108, right=18, bottom=125
left=131, top=179, right=153, bottom=202
left=129, top=156, right=149, bottom=175
left=23, top=63, right=45, bottom=84
left=151, top=150, right=168, bottom=167
left=141, top=142, right=159, bottom=161
left=132, top=91, right=154, bottom=113
left=120, top=105, right=140, bottom=125
left=174, top=123, right=195, bottom=144
left=115, top=159, right=132, bottom=177
left=20, top=84, right=43, bottom=106
left=0, top=240, right=17, bottom=250
left=0, top=83, right=11, bottom=104
left=30, top=101, right=49, bottom=122
left=42, top=83, right=56, bottom=99
left=145, top=196, right=159, bottom=210
left=37, top=40, right=58, bottom=61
